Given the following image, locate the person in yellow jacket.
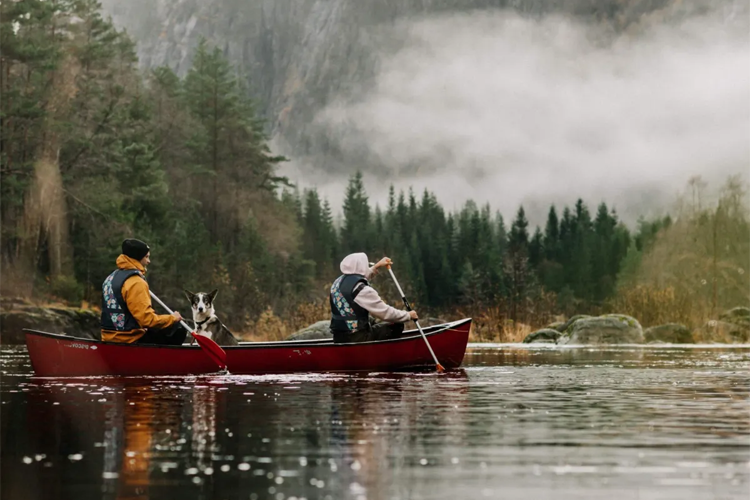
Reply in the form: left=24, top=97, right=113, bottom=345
left=100, top=238, right=187, bottom=345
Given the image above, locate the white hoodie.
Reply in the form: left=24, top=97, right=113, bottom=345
left=339, top=253, right=411, bottom=324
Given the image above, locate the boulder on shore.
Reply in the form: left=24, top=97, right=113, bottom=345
left=1, top=300, right=100, bottom=344
left=692, top=307, right=750, bottom=343
left=544, top=321, right=567, bottom=332
left=557, top=314, right=643, bottom=345
left=643, top=323, right=694, bottom=344
left=285, top=320, right=331, bottom=341
left=556, top=314, right=592, bottom=333
left=697, top=319, right=749, bottom=343
left=719, top=307, right=750, bottom=327
left=522, top=328, right=561, bottom=344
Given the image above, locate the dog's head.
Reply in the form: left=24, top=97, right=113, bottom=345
left=184, top=289, right=218, bottom=317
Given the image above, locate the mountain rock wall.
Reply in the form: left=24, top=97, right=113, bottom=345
left=100, top=0, right=743, bottom=177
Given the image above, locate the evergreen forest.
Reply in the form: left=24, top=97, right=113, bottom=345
left=2, top=1, right=747, bottom=339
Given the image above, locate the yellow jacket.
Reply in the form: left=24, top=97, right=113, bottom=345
left=101, top=254, right=177, bottom=343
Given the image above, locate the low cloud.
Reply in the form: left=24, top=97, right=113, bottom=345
left=281, top=10, right=749, bottom=226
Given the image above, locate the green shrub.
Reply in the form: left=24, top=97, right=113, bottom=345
left=50, top=275, right=84, bottom=304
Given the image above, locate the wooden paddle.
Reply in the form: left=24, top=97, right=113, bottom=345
left=149, top=291, right=228, bottom=372
left=386, top=265, right=445, bottom=372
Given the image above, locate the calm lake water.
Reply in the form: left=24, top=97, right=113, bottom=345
left=1, top=344, right=749, bottom=500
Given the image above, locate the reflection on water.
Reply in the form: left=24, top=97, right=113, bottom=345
left=1, top=344, right=749, bottom=500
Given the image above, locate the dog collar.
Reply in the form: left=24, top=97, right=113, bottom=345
left=195, top=317, right=210, bottom=328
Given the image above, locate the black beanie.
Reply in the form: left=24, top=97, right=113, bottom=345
left=122, top=239, right=150, bottom=261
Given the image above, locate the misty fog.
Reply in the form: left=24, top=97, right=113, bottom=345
left=282, top=10, right=749, bottom=226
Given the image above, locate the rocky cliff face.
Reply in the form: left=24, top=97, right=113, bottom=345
left=100, top=0, right=746, bottom=192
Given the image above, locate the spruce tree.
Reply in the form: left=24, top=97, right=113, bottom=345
left=302, top=188, right=337, bottom=278
left=508, top=206, right=529, bottom=253
left=321, top=199, right=338, bottom=272
left=539, top=205, right=563, bottom=292
left=543, top=206, right=560, bottom=261
left=183, top=38, right=286, bottom=244
left=506, top=206, right=531, bottom=323
left=570, top=199, right=593, bottom=299
left=591, top=202, right=616, bottom=301
left=341, top=171, right=372, bottom=255
left=529, top=227, right=544, bottom=270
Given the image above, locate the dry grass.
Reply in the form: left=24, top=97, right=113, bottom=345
left=692, top=321, right=736, bottom=343
left=238, top=299, right=329, bottom=341
left=462, top=306, right=533, bottom=343
left=608, top=285, right=709, bottom=330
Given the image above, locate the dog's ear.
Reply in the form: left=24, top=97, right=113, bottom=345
left=184, top=289, right=196, bottom=303
left=207, top=289, right=219, bottom=303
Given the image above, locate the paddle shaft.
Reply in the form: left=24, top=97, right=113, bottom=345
left=386, top=267, right=444, bottom=372
left=148, top=291, right=195, bottom=333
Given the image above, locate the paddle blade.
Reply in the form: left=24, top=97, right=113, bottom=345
left=191, top=332, right=228, bottom=371
left=436, top=363, right=445, bottom=373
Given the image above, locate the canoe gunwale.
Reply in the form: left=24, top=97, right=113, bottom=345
left=22, top=318, right=472, bottom=350
left=23, top=318, right=471, bottom=376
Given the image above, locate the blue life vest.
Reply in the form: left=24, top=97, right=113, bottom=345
left=329, top=274, right=370, bottom=333
left=100, top=268, right=144, bottom=331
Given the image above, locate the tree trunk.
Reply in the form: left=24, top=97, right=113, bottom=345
left=15, top=56, right=79, bottom=295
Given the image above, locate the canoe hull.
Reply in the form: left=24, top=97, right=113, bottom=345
left=24, top=319, right=471, bottom=376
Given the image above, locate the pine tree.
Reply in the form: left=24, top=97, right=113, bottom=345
left=147, top=66, right=194, bottom=189
left=508, top=206, right=529, bottom=253
left=539, top=205, right=564, bottom=292
left=322, top=199, right=338, bottom=270
left=281, top=187, right=303, bottom=223
left=301, top=188, right=337, bottom=277
left=529, top=227, right=544, bottom=270
left=495, top=212, right=508, bottom=255
left=591, top=202, right=616, bottom=301
left=506, top=206, right=531, bottom=323
left=341, top=171, right=372, bottom=255
left=183, top=38, right=286, bottom=244
left=543, top=206, right=560, bottom=261
left=570, top=199, right=593, bottom=299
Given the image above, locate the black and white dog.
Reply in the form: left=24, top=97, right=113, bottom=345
left=184, top=289, right=239, bottom=346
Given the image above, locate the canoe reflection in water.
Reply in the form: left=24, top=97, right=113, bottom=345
left=7, top=369, right=469, bottom=500
left=322, top=371, right=471, bottom=500
left=12, top=318, right=472, bottom=499
left=85, top=379, right=230, bottom=500
left=101, top=384, right=220, bottom=500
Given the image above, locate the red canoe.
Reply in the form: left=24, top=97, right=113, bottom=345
left=24, top=318, right=472, bottom=376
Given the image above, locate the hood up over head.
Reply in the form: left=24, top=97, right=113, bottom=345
left=340, top=253, right=371, bottom=276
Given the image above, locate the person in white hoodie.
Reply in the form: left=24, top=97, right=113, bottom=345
left=330, top=252, right=418, bottom=343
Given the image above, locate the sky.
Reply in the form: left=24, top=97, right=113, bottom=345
left=280, top=8, right=750, bottom=227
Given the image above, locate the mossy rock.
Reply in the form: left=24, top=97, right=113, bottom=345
left=644, top=323, right=694, bottom=344
left=600, top=314, right=642, bottom=329
left=557, top=314, right=643, bottom=345
left=559, top=314, right=593, bottom=333
left=285, top=320, right=331, bottom=341
left=522, top=328, right=561, bottom=344
left=719, top=307, right=750, bottom=327
left=545, top=321, right=567, bottom=332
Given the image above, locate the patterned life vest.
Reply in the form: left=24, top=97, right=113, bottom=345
left=329, top=274, right=370, bottom=333
left=100, top=268, right=144, bottom=331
